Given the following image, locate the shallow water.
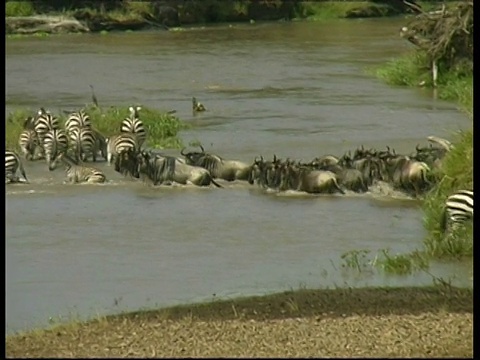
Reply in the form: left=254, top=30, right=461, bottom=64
left=5, top=19, right=472, bottom=333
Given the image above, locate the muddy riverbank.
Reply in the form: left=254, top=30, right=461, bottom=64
left=5, top=0, right=417, bottom=35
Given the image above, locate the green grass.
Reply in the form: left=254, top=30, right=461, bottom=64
left=370, top=47, right=473, bottom=265
left=5, top=105, right=189, bottom=151
left=5, top=1, right=36, bottom=17
left=297, top=1, right=394, bottom=20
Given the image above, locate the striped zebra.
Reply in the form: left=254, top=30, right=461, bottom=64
left=5, top=150, right=28, bottom=183
left=55, top=153, right=106, bottom=184
left=65, top=110, right=92, bottom=133
left=43, top=129, right=69, bottom=170
left=68, top=126, right=97, bottom=162
left=106, top=133, right=139, bottom=165
left=121, top=106, right=147, bottom=148
left=18, top=129, right=42, bottom=161
left=439, top=189, right=474, bottom=233
left=34, top=107, right=60, bottom=146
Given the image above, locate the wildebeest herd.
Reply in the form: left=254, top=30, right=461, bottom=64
left=5, top=106, right=472, bottom=234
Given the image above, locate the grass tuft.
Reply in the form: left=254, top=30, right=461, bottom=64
left=6, top=1, right=36, bottom=17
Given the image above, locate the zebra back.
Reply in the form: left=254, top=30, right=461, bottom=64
left=18, top=129, right=41, bottom=161
left=5, top=150, right=28, bottom=183
left=440, top=189, right=474, bottom=233
left=121, top=106, right=146, bottom=146
left=106, top=133, right=139, bottom=164
left=35, top=110, right=60, bottom=142
left=43, top=129, right=69, bottom=169
left=65, top=110, right=92, bottom=133
left=68, top=126, right=97, bottom=162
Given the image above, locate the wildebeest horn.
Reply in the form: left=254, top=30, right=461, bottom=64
left=416, top=144, right=420, bottom=152
left=199, top=144, right=205, bottom=153
left=273, top=154, right=277, bottom=162
left=180, top=147, right=187, bottom=156
left=386, top=146, right=390, bottom=152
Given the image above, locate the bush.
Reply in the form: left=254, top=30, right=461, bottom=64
left=6, top=1, right=36, bottom=17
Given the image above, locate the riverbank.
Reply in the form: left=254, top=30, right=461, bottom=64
left=372, top=1, right=473, bottom=263
left=6, top=286, right=473, bottom=357
left=5, top=0, right=421, bottom=35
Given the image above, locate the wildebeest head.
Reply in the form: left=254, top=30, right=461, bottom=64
left=115, top=148, right=139, bottom=178
left=181, top=144, right=206, bottom=165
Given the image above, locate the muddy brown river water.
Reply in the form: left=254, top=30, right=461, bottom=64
left=6, top=19, right=472, bottom=333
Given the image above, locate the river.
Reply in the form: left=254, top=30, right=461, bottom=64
left=5, top=18, right=472, bottom=334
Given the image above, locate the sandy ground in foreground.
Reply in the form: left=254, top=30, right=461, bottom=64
left=6, top=287, right=473, bottom=358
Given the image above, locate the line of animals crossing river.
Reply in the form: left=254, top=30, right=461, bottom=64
left=5, top=104, right=472, bottom=235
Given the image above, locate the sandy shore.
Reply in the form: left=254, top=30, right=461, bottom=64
left=6, top=286, right=473, bottom=358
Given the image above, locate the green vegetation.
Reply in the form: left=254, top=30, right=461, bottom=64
left=375, top=52, right=473, bottom=113
left=373, top=54, right=473, bottom=263
left=5, top=105, right=188, bottom=151
left=363, top=1, right=473, bottom=271
left=5, top=1, right=35, bottom=17
left=297, top=1, right=395, bottom=20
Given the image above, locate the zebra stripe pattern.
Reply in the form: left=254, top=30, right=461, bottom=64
left=43, top=129, right=69, bottom=170
left=106, top=133, right=139, bottom=165
left=121, top=106, right=146, bottom=147
left=34, top=108, right=60, bottom=145
left=18, top=129, right=41, bottom=161
left=68, top=127, right=97, bottom=162
left=5, top=150, right=28, bottom=183
left=65, top=110, right=92, bottom=133
left=440, top=189, right=473, bottom=233
left=58, top=153, right=106, bottom=184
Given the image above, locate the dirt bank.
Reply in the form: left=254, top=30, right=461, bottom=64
left=7, top=286, right=473, bottom=358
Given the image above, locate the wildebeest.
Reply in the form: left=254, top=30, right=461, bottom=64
left=135, top=150, right=222, bottom=188
left=379, top=151, right=432, bottom=197
left=279, top=163, right=345, bottom=195
left=192, top=97, right=206, bottom=113
left=247, top=155, right=283, bottom=189
left=317, top=163, right=368, bottom=193
left=181, top=145, right=252, bottom=182
left=338, top=150, right=384, bottom=187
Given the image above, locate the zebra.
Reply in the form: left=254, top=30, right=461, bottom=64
left=68, top=126, right=98, bottom=162
left=106, top=132, right=140, bottom=165
left=43, top=129, right=69, bottom=170
left=5, top=150, right=28, bottom=183
left=34, top=108, right=60, bottom=149
left=439, top=189, right=474, bottom=233
left=55, top=152, right=106, bottom=184
left=18, top=129, right=42, bottom=161
left=121, top=106, right=147, bottom=148
left=65, top=110, right=92, bottom=133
